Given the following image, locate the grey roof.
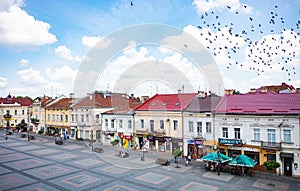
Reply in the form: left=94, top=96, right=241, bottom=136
left=184, top=94, right=221, bottom=113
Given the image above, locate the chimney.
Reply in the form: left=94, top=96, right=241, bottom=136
left=224, top=89, right=233, bottom=95
left=250, top=88, right=256, bottom=93
left=69, top=93, right=74, bottom=98
left=260, top=86, right=267, bottom=93
left=296, top=88, right=300, bottom=93
left=178, top=89, right=182, bottom=94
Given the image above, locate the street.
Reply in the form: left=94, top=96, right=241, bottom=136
left=0, top=133, right=299, bottom=191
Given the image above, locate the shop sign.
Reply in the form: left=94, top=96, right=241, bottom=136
left=219, top=138, right=241, bottom=145
left=120, top=134, right=132, bottom=140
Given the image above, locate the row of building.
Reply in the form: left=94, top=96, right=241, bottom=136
left=1, top=83, right=300, bottom=177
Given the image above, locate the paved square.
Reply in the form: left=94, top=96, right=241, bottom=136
left=135, top=172, right=171, bottom=184
left=0, top=166, right=11, bottom=175
left=13, top=183, right=59, bottom=191
left=179, top=182, right=219, bottom=191
left=0, top=148, right=16, bottom=155
left=47, top=153, right=79, bottom=161
left=252, top=179, right=289, bottom=191
left=4, top=158, right=55, bottom=171
left=23, top=164, right=80, bottom=180
left=61, top=144, right=86, bottom=150
left=12, top=145, right=45, bottom=152
left=202, top=171, right=234, bottom=182
left=0, top=173, right=36, bottom=190
left=28, top=148, right=63, bottom=156
left=0, top=152, right=32, bottom=163
left=71, top=158, right=104, bottom=168
left=49, top=172, right=112, bottom=190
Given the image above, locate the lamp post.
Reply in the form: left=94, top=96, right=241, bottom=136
left=141, top=140, right=145, bottom=161
left=217, top=148, right=220, bottom=176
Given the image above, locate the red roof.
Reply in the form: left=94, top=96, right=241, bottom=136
left=46, top=98, right=74, bottom=109
left=72, top=93, right=140, bottom=109
left=135, top=93, right=197, bottom=111
left=0, top=93, right=32, bottom=106
left=214, top=91, right=300, bottom=114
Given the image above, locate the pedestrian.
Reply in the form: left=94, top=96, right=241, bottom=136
left=185, top=156, right=189, bottom=166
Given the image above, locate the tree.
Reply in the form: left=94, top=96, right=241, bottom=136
left=264, top=160, right=280, bottom=186
left=111, top=140, right=119, bottom=156
left=173, top=149, right=182, bottom=168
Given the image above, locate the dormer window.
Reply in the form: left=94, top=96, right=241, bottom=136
left=163, top=102, right=167, bottom=106
left=174, top=102, right=180, bottom=106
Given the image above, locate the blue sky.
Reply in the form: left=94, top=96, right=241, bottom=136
left=0, top=0, right=299, bottom=98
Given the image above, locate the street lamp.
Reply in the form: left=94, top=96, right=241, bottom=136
left=217, top=148, right=220, bottom=176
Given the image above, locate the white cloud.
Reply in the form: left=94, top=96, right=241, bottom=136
left=55, top=45, right=83, bottom=62
left=45, top=65, right=78, bottom=81
left=0, top=77, right=8, bottom=88
left=0, top=0, right=57, bottom=49
left=16, top=67, right=48, bottom=86
left=193, top=0, right=252, bottom=14
left=18, top=58, right=28, bottom=67
left=82, top=35, right=112, bottom=49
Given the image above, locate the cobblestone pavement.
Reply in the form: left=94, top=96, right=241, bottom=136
left=1, top=133, right=300, bottom=191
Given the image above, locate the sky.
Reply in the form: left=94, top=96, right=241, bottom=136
left=0, top=0, right=299, bottom=99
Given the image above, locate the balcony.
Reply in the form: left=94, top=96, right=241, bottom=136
left=261, top=141, right=282, bottom=151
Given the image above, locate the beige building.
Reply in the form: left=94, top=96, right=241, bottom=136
left=0, top=93, right=32, bottom=129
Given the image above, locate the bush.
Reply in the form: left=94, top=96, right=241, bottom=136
left=38, top=130, right=44, bottom=134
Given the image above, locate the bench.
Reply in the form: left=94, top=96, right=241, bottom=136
left=156, top=158, right=170, bottom=166
left=55, top=139, right=63, bottom=145
left=93, top=147, right=104, bottom=153
left=118, top=151, right=129, bottom=158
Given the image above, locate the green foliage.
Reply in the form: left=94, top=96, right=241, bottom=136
left=111, top=140, right=119, bottom=147
left=16, top=126, right=20, bottom=130
left=173, top=149, right=182, bottom=157
left=38, top=130, right=44, bottom=134
left=264, top=160, right=280, bottom=172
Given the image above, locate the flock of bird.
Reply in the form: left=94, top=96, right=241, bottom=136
left=195, top=4, right=299, bottom=81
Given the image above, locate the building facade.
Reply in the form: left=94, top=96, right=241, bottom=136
left=135, top=93, right=197, bottom=154
left=0, top=94, right=32, bottom=129
left=214, top=89, right=300, bottom=177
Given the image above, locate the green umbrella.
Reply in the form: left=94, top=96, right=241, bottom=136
left=229, top=154, right=257, bottom=168
left=201, top=152, right=232, bottom=163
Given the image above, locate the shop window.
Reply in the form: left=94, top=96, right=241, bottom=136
left=283, top=129, right=291, bottom=143
left=267, top=154, right=276, bottom=161
left=222, top=127, right=228, bottom=138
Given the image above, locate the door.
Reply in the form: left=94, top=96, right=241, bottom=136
left=284, top=157, right=292, bottom=176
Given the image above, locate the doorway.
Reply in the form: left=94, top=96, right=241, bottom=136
left=284, top=157, right=292, bottom=176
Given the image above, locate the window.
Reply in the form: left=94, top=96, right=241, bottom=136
left=234, top=128, right=241, bottom=139
left=140, top=119, right=144, bottom=128
left=15, top=110, right=17, bottom=115
left=60, top=115, right=63, bottom=122
left=52, top=114, right=55, bottom=122
left=189, top=121, right=194, bottom=132
left=41, top=114, right=44, bottom=122
left=150, top=120, right=154, bottom=132
left=128, top=120, right=132, bottom=129
left=160, top=120, right=164, bottom=130
left=65, top=115, right=68, bottom=122
left=119, top=119, right=123, bottom=128
left=56, top=114, right=59, bottom=122
left=173, top=120, right=178, bottom=131
left=6, top=110, right=10, bottom=115
left=22, top=110, right=25, bottom=115
left=283, top=129, right=291, bottom=143
left=254, top=128, right=260, bottom=141
left=71, top=114, right=75, bottom=122
left=222, top=127, right=228, bottom=138
left=86, top=114, right=89, bottom=123
left=206, top=122, right=212, bottom=133
left=81, top=114, right=84, bottom=123
left=75, top=114, right=78, bottom=122
left=105, top=119, right=108, bottom=128
left=111, top=119, right=115, bottom=128
left=197, top=122, right=202, bottom=136
left=85, top=131, right=90, bottom=139
left=267, top=129, right=276, bottom=143
left=48, top=114, right=50, bottom=122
